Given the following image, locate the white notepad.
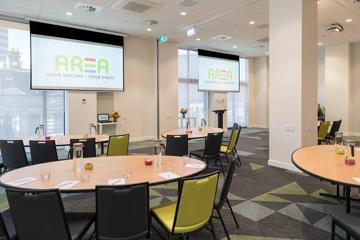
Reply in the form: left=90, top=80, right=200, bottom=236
left=185, top=163, right=205, bottom=169
left=55, top=180, right=80, bottom=190
left=108, top=178, right=126, bottom=185
left=158, top=172, right=180, bottom=180
left=8, top=177, right=38, bottom=186
left=353, top=178, right=360, bottom=183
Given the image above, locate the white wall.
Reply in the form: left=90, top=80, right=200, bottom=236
left=350, top=43, right=360, bottom=135
left=249, top=56, right=269, bottom=128
left=324, top=44, right=350, bottom=133
left=318, top=48, right=325, bottom=106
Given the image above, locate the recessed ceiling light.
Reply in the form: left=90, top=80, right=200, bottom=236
left=180, top=11, right=187, bottom=16
left=196, top=38, right=200, bottom=41
left=318, top=42, right=323, bottom=46
left=187, top=27, right=196, bottom=37
left=265, top=51, right=269, bottom=55
left=146, top=28, right=152, bottom=32
left=233, top=45, right=238, bottom=49
left=345, top=18, right=353, bottom=23
left=66, top=12, right=73, bottom=16
left=249, top=20, right=255, bottom=25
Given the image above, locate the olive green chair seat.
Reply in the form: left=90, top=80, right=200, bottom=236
left=106, top=134, right=130, bottom=156
left=318, top=122, right=330, bottom=145
left=220, top=125, right=242, bottom=167
left=151, top=172, right=219, bottom=239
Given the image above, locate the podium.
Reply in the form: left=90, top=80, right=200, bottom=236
left=213, top=110, right=226, bottom=128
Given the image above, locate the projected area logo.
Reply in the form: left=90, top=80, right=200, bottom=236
left=46, top=55, right=115, bottom=81
left=208, top=68, right=233, bottom=81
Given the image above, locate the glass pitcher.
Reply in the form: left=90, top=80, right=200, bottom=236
left=89, top=124, right=97, bottom=136
left=35, top=124, right=45, bottom=139
left=201, top=119, right=207, bottom=128
left=73, top=142, right=84, bottom=173
left=186, top=119, right=191, bottom=130
left=153, top=139, right=165, bottom=166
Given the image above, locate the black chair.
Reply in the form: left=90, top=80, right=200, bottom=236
left=213, top=159, right=239, bottom=240
left=5, top=188, right=94, bottom=240
left=331, top=212, right=360, bottom=240
left=189, top=132, right=224, bottom=173
left=29, top=140, right=58, bottom=165
left=326, top=120, right=342, bottom=143
left=165, top=134, right=188, bottom=156
left=0, top=140, right=28, bottom=170
left=96, top=183, right=150, bottom=240
left=0, top=209, right=17, bottom=240
left=69, top=138, right=96, bottom=159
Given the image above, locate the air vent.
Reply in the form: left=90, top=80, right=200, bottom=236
left=112, top=0, right=127, bottom=10
left=211, top=34, right=232, bottom=41
left=122, top=1, right=151, bottom=13
left=257, top=37, right=269, bottom=43
left=177, top=0, right=199, bottom=8
left=74, top=2, right=103, bottom=13
left=256, top=24, right=269, bottom=29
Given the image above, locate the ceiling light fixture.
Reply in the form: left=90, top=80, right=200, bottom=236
left=327, top=23, right=344, bottom=32
left=66, top=12, right=73, bottom=16
left=187, top=27, right=196, bottom=37
left=145, top=20, right=158, bottom=32
left=265, top=51, right=269, bottom=55
left=318, top=42, right=323, bottom=46
left=196, top=38, right=200, bottom=41
left=180, top=11, right=187, bottom=16
left=249, top=20, right=255, bottom=25
left=233, top=45, right=238, bottom=49
left=146, top=28, right=152, bottom=32
left=345, top=18, right=353, bottom=22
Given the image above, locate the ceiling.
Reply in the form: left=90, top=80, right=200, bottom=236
left=0, top=0, right=360, bottom=57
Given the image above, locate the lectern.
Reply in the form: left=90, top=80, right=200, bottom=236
left=213, top=110, right=226, bottom=128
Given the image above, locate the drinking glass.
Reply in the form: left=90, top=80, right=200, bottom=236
left=80, top=172, right=90, bottom=182
left=335, top=132, right=343, bottom=145
left=40, top=168, right=50, bottom=180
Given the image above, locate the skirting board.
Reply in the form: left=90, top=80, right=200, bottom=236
left=268, top=159, right=302, bottom=173
left=248, top=125, right=269, bottom=129
left=129, top=136, right=156, bottom=143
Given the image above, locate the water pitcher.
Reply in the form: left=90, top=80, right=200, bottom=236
left=89, top=124, right=97, bottom=136
left=153, top=140, right=165, bottom=166
left=35, top=124, right=45, bottom=138
left=73, top=142, right=84, bottom=172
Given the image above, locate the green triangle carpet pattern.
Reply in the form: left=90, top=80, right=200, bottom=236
left=1, top=129, right=357, bottom=239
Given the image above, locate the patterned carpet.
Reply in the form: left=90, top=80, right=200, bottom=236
left=1, top=128, right=358, bottom=239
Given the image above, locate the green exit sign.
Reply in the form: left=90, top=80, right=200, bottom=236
left=159, top=35, right=168, bottom=43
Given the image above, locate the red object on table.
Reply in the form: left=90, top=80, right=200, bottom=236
left=45, top=136, right=51, bottom=140
left=145, top=159, right=153, bottom=166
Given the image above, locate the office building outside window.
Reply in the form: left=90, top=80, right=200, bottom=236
left=0, top=20, right=65, bottom=139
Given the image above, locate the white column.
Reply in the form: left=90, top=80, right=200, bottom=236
left=324, top=44, right=350, bottom=133
left=268, top=0, right=318, bottom=170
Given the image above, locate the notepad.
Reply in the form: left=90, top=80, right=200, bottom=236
left=353, top=178, right=360, bottom=183
left=8, top=177, right=38, bottom=186
left=185, top=163, right=205, bottom=169
left=158, top=172, right=180, bottom=180
left=55, top=180, right=80, bottom=190
left=108, top=178, right=125, bottom=185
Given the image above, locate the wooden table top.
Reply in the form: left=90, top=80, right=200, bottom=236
left=161, top=127, right=224, bottom=139
left=0, top=155, right=206, bottom=192
left=22, top=134, right=109, bottom=147
left=292, top=145, right=360, bottom=187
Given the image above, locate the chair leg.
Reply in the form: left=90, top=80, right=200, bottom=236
left=224, top=154, right=230, bottom=165
left=216, top=208, right=230, bottom=240
left=218, top=156, right=225, bottom=176
left=331, top=219, right=335, bottom=240
left=233, top=149, right=242, bottom=167
left=209, top=219, right=217, bottom=240
left=226, top=198, right=239, bottom=228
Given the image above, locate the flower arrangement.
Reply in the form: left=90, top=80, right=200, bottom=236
left=179, top=108, right=188, bottom=118
left=110, top=111, right=120, bottom=122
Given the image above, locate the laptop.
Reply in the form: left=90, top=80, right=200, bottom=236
left=97, top=113, right=112, bottom=123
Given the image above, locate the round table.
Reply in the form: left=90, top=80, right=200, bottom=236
left=161, top=127, right=224, bottom=139
left=292, top=145, right=360, bottom=213
left=0, top=155, right=206, bottom=193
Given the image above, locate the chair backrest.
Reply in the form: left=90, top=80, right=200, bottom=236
left=0, top=209, right=14, bottom=240
left=96, top=183, right=149, bottom=240
left=227, top=125, right=242, bottom=152
left=107, top=134, right=129, bottom=156
left=318, top=122, right=330, bottom=140
left=329, top=120, right=342, bottom=139
left=6, top=188, right=71, bottom=240
left=172, top=172, right=219, bottom=233
left=203, top=132, right=223, bottom=157
left=69, top=138, right=96, bottom=159
left=0, top=140, right=28, bottom=170
left=29, top=140, right=58, bottom=165
left=217, top=159, right=238, bottom=209
left=165, top=135, right=188, bottom=156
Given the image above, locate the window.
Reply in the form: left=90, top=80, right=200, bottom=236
left=227, top=58, right=249, bottom=127
left=0, top=20, right=65, bottom=139
left=178, top=49, right=208, bottom=127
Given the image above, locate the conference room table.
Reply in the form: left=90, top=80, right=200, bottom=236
left=0, top=155, right=206, bottom=193
left=23, top=134, right=109, bottom=154
left=161, top=127, right=224, bottom=139
left=292, top=145, right=360, bottom=213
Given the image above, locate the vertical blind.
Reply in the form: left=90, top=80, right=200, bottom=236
left=0, top=20, right=65, bottom=139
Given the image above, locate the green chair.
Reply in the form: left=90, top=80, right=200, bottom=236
left=107, top=134, right=130, bottom=156
left=220, top=125, right=242, bottom=167
left=318, top=122, right=330, bottom=145
left=151, top=172, right=219, bottom=240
